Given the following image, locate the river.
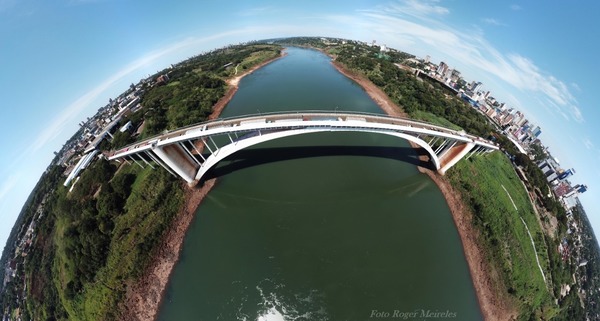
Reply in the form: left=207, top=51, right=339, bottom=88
left=156, top=47, right=482, bottom=321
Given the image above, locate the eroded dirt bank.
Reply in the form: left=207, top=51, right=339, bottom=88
left=331, top=59, right=517, bottom=321
left=117, top=51, right=285, bottom=321
left=117, top=49, right=515, bottom=321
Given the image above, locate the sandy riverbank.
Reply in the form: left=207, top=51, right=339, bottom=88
left=331, top=60, right=517, bottom=320
left=116, top=51, right=286, bottom=321
left=118, top=47, right=513, bottom=321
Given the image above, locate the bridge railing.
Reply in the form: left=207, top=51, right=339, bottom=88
left=110, top=110, right=495, bottom=156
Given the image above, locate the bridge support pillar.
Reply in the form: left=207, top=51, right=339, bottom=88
left=438, top=140, right=458, bottom=159
left=153, top=144, right=200, bottom=185
left=438, top=142, right=476, bottom=175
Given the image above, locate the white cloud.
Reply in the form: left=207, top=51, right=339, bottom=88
left=373, top=0, right=449, bottom=20
left=332, top=1, right=583, bottom=123
left=568, top=136, right=578, bottom=144
left=545, top=99, right=570, bottom=121
left=481, top=18, right=506, bottom=26
left=27, top=30, right=258, bottom=155
left=25, top=23, right=336, bottom=159
left=510, top=4, right=522, bottom=11
left=583, top=137, right=595, bottom=150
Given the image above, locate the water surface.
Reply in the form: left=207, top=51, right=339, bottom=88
left=157, top=47, right=482, bottom=321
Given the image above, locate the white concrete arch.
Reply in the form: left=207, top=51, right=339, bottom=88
left=109, top=112, right=499, bottom=183
left=194, top=128, right=441, bottom=181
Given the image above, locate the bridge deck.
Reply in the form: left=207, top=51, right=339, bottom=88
left=109, top=111, right=498, bottom=160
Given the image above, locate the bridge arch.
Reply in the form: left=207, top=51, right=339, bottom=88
left=194, top=128, right=441, bottom=182
left=109, top=111, right=498, bottom=184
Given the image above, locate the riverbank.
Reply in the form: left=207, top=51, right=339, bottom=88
left=209, top=49, right=287, bottom=120
left=118, top=47, right=509, bottom=320
left=117, top=50, right=286, bottom=321
left=330, top=60, right=516, bottom=320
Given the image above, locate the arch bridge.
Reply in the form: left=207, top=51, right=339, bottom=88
left=108, top=111, right=499, bottom=184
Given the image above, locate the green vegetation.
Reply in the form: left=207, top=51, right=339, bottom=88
left=449, top=153, right=589, bottom=320
left=3, top=37, right=595, bottom=321
left=224, top=46, right=281, bottom=77
left=141, top=44, right=280, bottom=138
left=54, top=165, right=183, bottom=320
left=304, top=38, right=587, bottom=320
left=0, top=165, right=69, bottom=320
left=449, top=152, right=557, bottom=319
left=141, top=73, right=225, bottom=136
left=0, top=43, right=282, bottom=321
left=330, top=43, right=492, bottom=137
left=410, top=110, right=463, bottom=131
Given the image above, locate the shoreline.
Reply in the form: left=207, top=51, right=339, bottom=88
left=330, top=59, right=516, bottom=320
left=118, top=47, right=511, bottom=321
left=117, top=50, right=286, bottom=321
left=209, top=49, right=288, bottom=120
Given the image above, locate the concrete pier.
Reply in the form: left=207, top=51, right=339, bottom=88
left=109, top=111, right=498, bottom=183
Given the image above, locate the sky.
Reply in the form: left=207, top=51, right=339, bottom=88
left=1, top=0, right=599, bottom=256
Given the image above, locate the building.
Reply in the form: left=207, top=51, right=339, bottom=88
left=558, top=168, right=575, bottom=180
left=554, top=181, right=574, bottom=198
left=436, top=61, right=448, bottom=76
left=563, top=195, right=579, bottom=209
left=450, top=69, right=461, bottom=82
left=155, top=74, right=170, bottom=86
left=546, top=172, right=559, bottom=183
left=539, top=161, right=555, bottom=177
left=63, top=150, right=99, bottom=187
left=530, top=125, right=542, bottom=138
left=470, top=81, right=483, bottom=93
left=443, top=67, right=453, bottom=80
left=119, top=121, right=133, bottom=133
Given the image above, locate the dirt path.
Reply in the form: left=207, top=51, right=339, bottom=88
left=208, top=51, right=286, bottom=121
left=330, top=59, right=518, bottom=321
left=117, top=50, right=286, bottom=321
left=502, top=185, right=547, bottom=284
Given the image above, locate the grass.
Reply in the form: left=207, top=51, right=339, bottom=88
left=48, top=45, right=282, bottom=321
left=227, top=49, right=280, bottom=77
left=447, top=152, right=558, bottom=319
left=53, top=165, right=184, bottom=321
left=410, top=110, right=463, bottom=131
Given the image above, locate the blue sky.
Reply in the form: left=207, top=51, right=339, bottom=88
left=1, top=0, right=599, bottom=255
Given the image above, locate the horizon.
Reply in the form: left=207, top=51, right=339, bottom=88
left=1, top=0, right=600, bottom=257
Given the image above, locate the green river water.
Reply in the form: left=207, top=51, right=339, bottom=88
left=156, top=47, right=482, bottom=321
